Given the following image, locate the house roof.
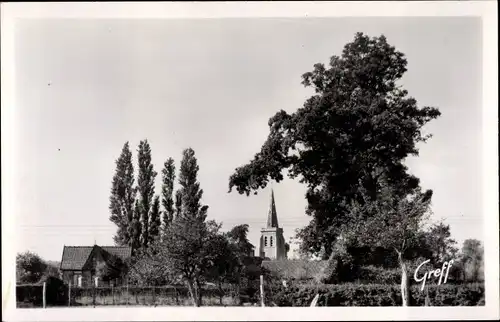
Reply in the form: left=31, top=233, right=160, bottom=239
left=262, top=260, right=329, bottom=280
left=60, top=245, right=131, bottom=271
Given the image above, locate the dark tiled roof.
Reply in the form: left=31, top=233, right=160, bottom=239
left=262, top=260, right=329, bottom=280
left=101, top=246, right=132, bottom=260
left=60, top=245, right=131, bottom=271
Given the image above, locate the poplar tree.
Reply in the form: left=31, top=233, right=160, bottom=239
left=137, top=140, right=157, bottom=248
left=131, top=200, right=142, bottom=251
left=161, top=158, right=176, bottom=234
left=177, top=148, right=208, bottom=221
left=149, top=195, right=161, bottom=244
left=109, top=142, right=136, bottom=246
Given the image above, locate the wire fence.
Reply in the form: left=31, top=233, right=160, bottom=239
left=17, top=277, right=265, bottom=308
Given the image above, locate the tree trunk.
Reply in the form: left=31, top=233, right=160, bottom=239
left=218, top=280, right=223, bottom=306
left=195, top=279, right=202, bottom=307
left=186, top=280, right=199, bottom=307
left=398, top=252, right=411, bottom=307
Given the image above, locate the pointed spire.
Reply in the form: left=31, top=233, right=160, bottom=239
left=267, top=189, right=279, bottom=228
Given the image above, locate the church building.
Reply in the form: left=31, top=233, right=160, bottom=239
left=259, top=189, right=288, bottom=260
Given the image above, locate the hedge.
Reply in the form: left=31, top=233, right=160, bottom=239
left=16, top=284, right=44, bottom=307
left=17, top=276, right=69, bottom=307
left=269, top=282, right=485, bottom=306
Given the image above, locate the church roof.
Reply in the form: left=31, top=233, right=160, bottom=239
left=267, top=189, right=279, bottom=228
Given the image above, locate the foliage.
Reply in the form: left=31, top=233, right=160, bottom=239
left=177, top=148, right=207, bottom=222
left=39, top=275, right=69, bottom=306
left=131, top=200, right=142, bottom=251
left=341, top=179, right=433, bottom=305
left=269, top=283, right=484, bottom=307
left=16, top=284, right=44, bottom=307
left=224, top=224, right=255, bottom=257
left=16, top=251, right=48, bottom=284
left=95, top=252, right=127, bottom=282
left=353, top=266, right=401, bottom=284
left=17, top=276, right=69, bottom=307
left=451, top=239, right=484, bottom=283
left=318, top=241, right=355, bottom=284
left=419, top=222, right=458, bottom=265
left=143, top=148, right=238, bottom=307
left=228, top=32, right=440, bottom=259
left=109, top=142, right=136, bottom=246
left=148, top=195, right=161, bottom=245
left=44, top=262, right=61, bottom=279
left=127, top=248, right=173, bottom=286
left=161, top=158, right=176, bottom=234
left=137, top=139, right=158, bottom=249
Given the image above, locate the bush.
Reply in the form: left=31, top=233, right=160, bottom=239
left=270, top=283, right=484, bottom=306
left=17, top=276, right=69, bottom=307
left=354, top=266, right=401, bottom=284
left=38, top=276, right=68, bottom=306
left=16, top=284, right=44, bottom=307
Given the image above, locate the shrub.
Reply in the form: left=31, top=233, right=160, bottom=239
left=16, top=284, right=44, bottom=307
left=269, top=283, right=484, bottom=306
left=38, top=276, right=68, bottom=306
left=17, top=276, right=69, bottom=307
left=354, top=266, right=401, bottom=284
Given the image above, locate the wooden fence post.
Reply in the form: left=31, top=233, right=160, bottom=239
left=112, top=284, right=115, bottom=306
left=260, top=275, right=265, bottom=307
left=42, top=282, right=47, bottom=308
left=152, top=286, right=155, bottom=306
left=68, top=282, right=71, bottom=307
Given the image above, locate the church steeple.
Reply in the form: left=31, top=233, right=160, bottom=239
left=260, top=188, right=287, bottom=260
left=267, top=189, right=279, bottom=228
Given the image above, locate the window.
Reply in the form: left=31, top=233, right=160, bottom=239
left=270, top=236, right=274, bottom=247
left=264, top=236, right=268, bottom=246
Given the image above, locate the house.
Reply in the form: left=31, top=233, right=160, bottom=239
left=59, top=245, right=131, bottom=287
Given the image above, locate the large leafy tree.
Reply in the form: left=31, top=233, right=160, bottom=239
left=161, top=158, right=176, bottom=235
left=16, top=251, right=49, bottom=284
left=137, top=140, right=157, bottom=249
left=109, top=142, right=136, bottom=246
left=228, top=33, right=440, bottom=259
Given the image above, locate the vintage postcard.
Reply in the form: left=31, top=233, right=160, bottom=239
left=1, top=1, right=498, bottom=321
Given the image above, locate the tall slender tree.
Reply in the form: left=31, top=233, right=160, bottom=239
left=131, top=200, right=142, bottom=251
left=175, top=190, right=183, bottom=218
left=161, top=158, right=176, bottom=234
left=177, top=148, right=207, bottom=221
left=137, top=140, right=157, bottom=249
left=109, top=142, right=136, bottom=246
left=149, top=195, right=161, bottom=245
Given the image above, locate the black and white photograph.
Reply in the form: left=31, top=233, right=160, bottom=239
left=1, top=1, right=498, bottom=321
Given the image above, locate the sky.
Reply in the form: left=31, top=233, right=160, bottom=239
left=13, top=17, right=483, bottom=261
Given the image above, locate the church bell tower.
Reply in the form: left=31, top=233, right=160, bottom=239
left=259, top=189, right=287, bottom=260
